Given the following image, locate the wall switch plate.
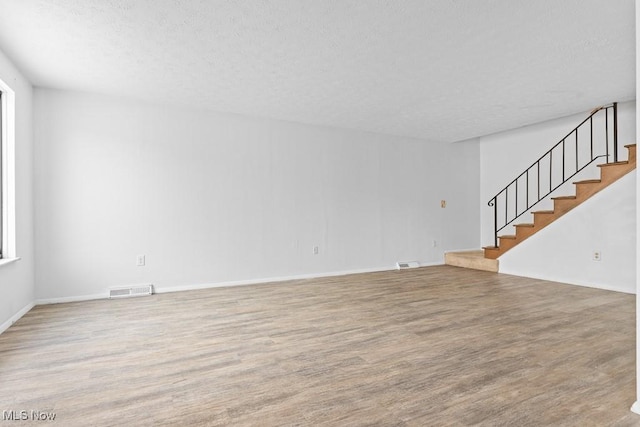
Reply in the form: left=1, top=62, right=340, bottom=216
left=136, top=255, right=146, bottom=266
left=441, top=200, right=446, bottom=208
left=313, top=246, right=319, bottom=255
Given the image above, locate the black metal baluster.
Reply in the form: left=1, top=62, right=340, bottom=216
left=605, top=108, right=609, bottom=162
left=494, top=198, right=498, bottom=248
left=590, top=115, right=593, bottom=160
left=562, top=139, right=565, bottom=181
left=549, top=151, right=553, bottom=193
left=613, top=102, right=618, bottom=162
left=505, top=188, right=508, bottom=232
left=526, top=169, right=529, bottom=210
left=537, top=161, right=540, bottom=200
left=575, top=129, right=578, bottom=173
left=513, top=178, right=519, bottom=219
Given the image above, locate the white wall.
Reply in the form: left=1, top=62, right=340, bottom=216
left=480, top=101, right=636, bottom=293
left=34, top=89, right=480, bottom=300
left=0, top=50, right=35, bottom=330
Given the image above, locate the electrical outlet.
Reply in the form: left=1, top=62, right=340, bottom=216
left=433, top=240, right=437, bottom=247
left=592, top=251, right=601, bottom=261
left=313, top=246, right=319, bottom=255
left=136, top=255, right=146, bottom=266
left=441, top=200, right=446, bottom=208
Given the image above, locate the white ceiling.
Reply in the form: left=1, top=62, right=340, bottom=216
left=0, top=0, right=634, bottom=142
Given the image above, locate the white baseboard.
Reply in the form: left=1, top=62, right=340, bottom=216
left=155, top=265, right=399, bottom=294
left=417, top=261, right=444, bottom=268
left=0, top=301, right=35, bottom=335
left=155, top=262, right=443, bottom=294
left=498, top=268, right=635, bottom=295
left=35, top=293, right=107, bottom=305
left=32, top=263, right=445, bottom=300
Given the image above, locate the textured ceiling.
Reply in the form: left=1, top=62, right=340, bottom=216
left=0, top=0, right=635, bottom=142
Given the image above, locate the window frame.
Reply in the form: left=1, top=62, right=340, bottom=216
left=0, top=89, right=3, bottom=259
left=0, top=77, right=16, bottom=263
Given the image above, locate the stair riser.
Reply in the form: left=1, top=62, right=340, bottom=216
left=515, top=227, right=536, bottom=240
left=533, top=213, right=554, bottom=228
left=574, top=184, right=601, bottom=200
left=498, top=239, right=518, bottom=251
left=552, top=199, right=578, bottom=212
left=599, top=164, right=635, bottom=182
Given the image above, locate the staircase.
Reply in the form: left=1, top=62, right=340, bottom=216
left=483, top=143, right=635, bottom=259
left=445, top=103, right=636, bottom=271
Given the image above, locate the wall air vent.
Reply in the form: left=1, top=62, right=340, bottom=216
left=109, top=284, right=154, bottom=299
left=396, top=261, right=420, bottom=270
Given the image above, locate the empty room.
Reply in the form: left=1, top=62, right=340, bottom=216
left=0, top=0, right=639, bottom=425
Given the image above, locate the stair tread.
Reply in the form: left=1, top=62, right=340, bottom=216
left=482, top=246, right=499, bottom=250
left=624, top=144, right=637, bottom=148
left=515, top=223, right=534, bottom=227
left=552, top=195, right=576, bottom=200
left=532, top=210, right=554, bottom=214
left=498, top=235, right=516, bottom=240
left=598, top=161, right=629, bottom=167
left=573, top=179, right=601, bottom=184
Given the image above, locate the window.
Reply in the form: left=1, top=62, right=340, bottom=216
left=0, top=78, right=15, bottom=262
left=0, top=89, right=3, bottom=259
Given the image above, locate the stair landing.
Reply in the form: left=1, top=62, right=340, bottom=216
left=445, top=250, right=499, bottom=272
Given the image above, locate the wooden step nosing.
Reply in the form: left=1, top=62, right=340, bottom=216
left=573, top=179, right=601, bottom=185
left=514, top=223, right=534, bottom=228
left=598, top=161, right=629, bottom=167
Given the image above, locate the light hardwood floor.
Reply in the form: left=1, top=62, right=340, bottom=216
left=0, top=266, right=638, bottom=426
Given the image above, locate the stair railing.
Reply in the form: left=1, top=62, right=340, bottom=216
left=487, top=103, right=618, bottom=248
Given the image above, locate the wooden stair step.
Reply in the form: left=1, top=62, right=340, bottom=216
left=497, top=235, right=518, bottom=250
left=551, top=195, right=576, bottom=200
left=598, top=161, right=629, bottom=167
left=573, top=179, right=601, bottom=184
left=514, top=223, right=537, bottom=240
left=482, top=246, right=501, bottom=260
left=532, top=210, right=556, bottom=228
left=626, top=144, right=636, bottom=162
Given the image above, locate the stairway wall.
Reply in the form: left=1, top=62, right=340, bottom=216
left=479, top=101, right=636, bottom=293
left=500, top=171, right=635, bottom=293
